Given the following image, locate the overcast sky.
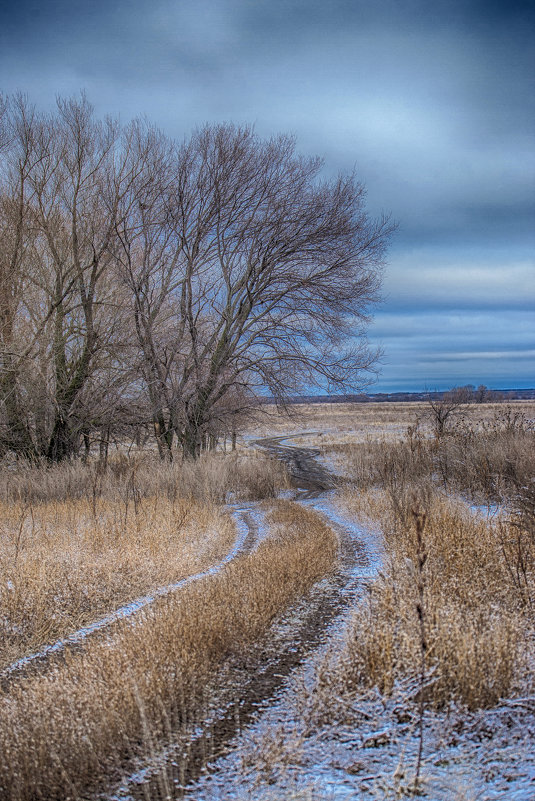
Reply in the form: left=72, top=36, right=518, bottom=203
left=1, top=0, right=533, bottom=391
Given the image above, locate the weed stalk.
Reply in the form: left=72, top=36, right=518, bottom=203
left=412, top=502, right=427, bottom=793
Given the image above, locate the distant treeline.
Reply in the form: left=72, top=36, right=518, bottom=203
left=271, top=386, right=535, bottom=404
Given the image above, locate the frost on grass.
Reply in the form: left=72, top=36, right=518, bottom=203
left=1, top=509, right=250, bottom=679
left=188, top=488, right=535, bottom=801
left=188, top=614, right=535, bottom=801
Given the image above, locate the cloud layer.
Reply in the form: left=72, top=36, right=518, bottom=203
left=1, top=0, right=533, bottom=390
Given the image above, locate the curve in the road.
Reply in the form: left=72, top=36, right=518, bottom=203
left=1, top=505, right=261, bottom=685
left=106, top=434, right=381, bottom=801
left=252, top=433, right=336, bottom=497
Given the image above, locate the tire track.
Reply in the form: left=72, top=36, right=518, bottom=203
left=252, top=433, right=336, bottom=497
left=104, top=435, right=381, bottom=801
left=1, top=506, right=260, bottom=687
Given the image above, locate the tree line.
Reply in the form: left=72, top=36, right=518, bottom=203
left=0, top=93, right=393, bottom=461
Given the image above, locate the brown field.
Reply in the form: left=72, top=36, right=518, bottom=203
left=0, top=450, right=287, bottom=669
left=0, top=497, right=236, bottom=669
left=248, top=398, right=535, bottom=443
left=0, top=398, right=534, bottom=799
left=215, top=400, right=535, bottom=798
left=0, top=500, right=336, bottom=800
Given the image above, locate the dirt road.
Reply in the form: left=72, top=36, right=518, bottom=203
left=105, top=435, right=379, bottom=801
left=252, top=433, right=336, bottom=496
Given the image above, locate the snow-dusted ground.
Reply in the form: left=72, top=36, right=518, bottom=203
left=187, top=447, right=533, bottom=801
left=184, top=494, right=535, bottom=801
left=103, top=492, right=385, bottom=801
left=188, top=613, right=535, bottom=801
left=97, top=435, right=535, bottom=800
left=241, top=505, right=272, bottom=549
left=1, top=505, right=265, bottom=681
left=315, top=452, right=347, bottom=479
left=302, top=495, right=383, bottom=581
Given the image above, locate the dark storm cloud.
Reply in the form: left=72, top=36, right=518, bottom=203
left=1, top=0, right=533, bottom=390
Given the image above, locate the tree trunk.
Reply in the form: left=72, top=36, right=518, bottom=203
left=82, top=431, right=91, bottom=463
left=46, top=415, right=76, bottom=462
left=98, top=425, right=110, bottom=472
left=0, top=366, right=38, bottom=461
left=182, top=417, right=203, bottom=459
left=153, top=415, right=174, bottom=460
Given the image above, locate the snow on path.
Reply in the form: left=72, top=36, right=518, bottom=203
left=100, top=438, right=385, bottom=800
left=193, top=695, right=535, bottom=801
left=302, top=493, right=384, bottom=579
left=188, top=609, right=535, bottom=801
left=184, top=495, right=535, bottom=801
left=105, top=495, right=381, bottom=801
left=1, top=506, right=259, bottom=681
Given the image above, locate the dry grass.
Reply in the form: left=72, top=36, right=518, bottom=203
left=0, top=449, right=288, bottom=668
left=2, top=399, right=533, bottom=799
left=299, top=411, right=535, bottom=720
left=324, top=403, right=535, bottom=710
left=246, top=400, right=535, bottom=445
left=179, top=401, right=535, bottom=798
left=0, top=448, right=288, bottom=505
left=245, top=401, right=426, bottom=442
left=0, top=500, right=337, bottom=801
left=337, top=491, right=533, bottom=710
left=0, top=496, right=235, bottom=669
left=330, top=404, right=535, bottom=509
left=242, top=404, right=535, bottom=761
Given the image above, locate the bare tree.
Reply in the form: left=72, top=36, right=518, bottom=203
left=162, top=124, right=393, bottom=457
left=25, top=96, right=147, bottom=460
left=0, top=101, right=393, bottom=462
left=113, top=122, right=183, bottom=458
left=0, top=94, right=8, bottom=151
left=474, top=384, right=489, bottom=403
left=427, top=386, right=473, bottom=438
left=0, top=95, right=41, bottom=459
left=0, top=94, right=147, bottom=460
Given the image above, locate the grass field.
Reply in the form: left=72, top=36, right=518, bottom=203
left=0, top=500, right=337, bottom=800
left=215, top=400, right=535, bottom=799
left=0, top=450, right=287, bottom=671
left=0, top=399, right=534, bottom=799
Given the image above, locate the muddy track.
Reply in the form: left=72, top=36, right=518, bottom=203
left=103, top=435, right=379, bottom=801
left=252, top=433, right=337, bottom=497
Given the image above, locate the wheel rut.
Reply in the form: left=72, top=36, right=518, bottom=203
left=252, top=433, right=336, bottom=497
left=0, top=506, right=257, bottom=690
left=102, top=435, right=380, bottom=801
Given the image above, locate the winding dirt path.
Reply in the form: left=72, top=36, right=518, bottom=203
left=104, top=435, right=381, bottom=801
left=252, top=433, right=336, bottom=496
left=2, top=433, right=328, bottom=689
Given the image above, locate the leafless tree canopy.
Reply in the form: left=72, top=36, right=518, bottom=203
left=0, top=94, right=394, bottom=460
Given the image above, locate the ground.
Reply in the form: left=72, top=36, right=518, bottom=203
left=1, top=401, right=534, bottom=800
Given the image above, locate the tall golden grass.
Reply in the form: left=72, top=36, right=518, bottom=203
left=338, top=492, right=532, bottom=709
left=0, top=450, right=287, bottom=668
left=1, top=400, right=533, bottom=799
left=0, top=497, right=235, bottom=669
left=337, top=404, right=535, bottom=506
left=0, top=448, right=288, bottom=505
left=304, top=404, right=535, bottom=716
left=0, top=500, right=337, bottom=801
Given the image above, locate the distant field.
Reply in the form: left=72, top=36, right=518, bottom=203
left=247, top=398, right=535, bottom=442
